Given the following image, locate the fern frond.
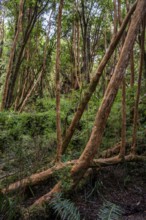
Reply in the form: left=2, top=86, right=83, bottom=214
left=98, top=200, right=124, bottom=220
left=50, top=193, right=80, bottom=220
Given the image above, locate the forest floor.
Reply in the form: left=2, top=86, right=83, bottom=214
left=74, top=162, right=146, bottom=220
left=1, top=160, right=146, bottom=219
left=20, top=161, right=146, bottom=220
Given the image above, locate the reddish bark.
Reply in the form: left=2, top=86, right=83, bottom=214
left=62, top=2, right=137, bottom=154
left=71, top=0, right=146, bottom=185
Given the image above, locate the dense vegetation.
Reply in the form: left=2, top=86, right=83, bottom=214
left=0, top=0, right=146, bottom=219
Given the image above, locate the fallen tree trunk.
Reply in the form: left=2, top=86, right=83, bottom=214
left=23, top=182, right=62, bottom=220
left=93, top=154, right=146, bottom=166
left=25, top=153, right=146, bottom=210
left=1, top=160, right=76, bottom=194
left=32, top=181, right=61, bottom=206
left=2, top=150, right=146, bottom=195
left=98, top=142, right=121, bottom=158
left=98, top=140, right=146, bottom=158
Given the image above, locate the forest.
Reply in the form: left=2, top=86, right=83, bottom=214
left=0, top=0, right=146, bottom=219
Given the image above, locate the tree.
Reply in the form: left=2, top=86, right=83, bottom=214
left=56, top=0, right=64, bottom=162
left=62, top=2, right=137, bottom=154
left=1, top=0, right=50, bottom=110
left=1, top=0, right=146, bottom=215
left=71, top=0, right=146, bottom=185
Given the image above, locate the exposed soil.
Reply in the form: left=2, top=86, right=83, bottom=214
left=1, top=161, right=146, bottom=220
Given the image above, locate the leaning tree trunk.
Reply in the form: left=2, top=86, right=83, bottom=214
left=71, top=0, right=146, bottom=185
left=62, top=2, right=137, bottom=154
left=18, top=16, right=52, bottom=112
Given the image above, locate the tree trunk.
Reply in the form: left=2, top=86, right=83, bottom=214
left=131, top=20, right=145, bottom=154
left=119, top=78, right=126, bottom=157
left=71, top=0, right=146, bottom=185
left=1, top=0, right=24, bottom=111
left=113, top=0, right=118, bottom=35
left=130, top=49, right=135, bottom=87
left=118, top=0, right=126, bottom=158
left=1, top=2, right=48, bottom=110
left=56, top=0, right=64, bottom=162
left=18, top=16, right=52, bottom=112
left=0, top=4, right=4, bottom=59
left=62, top=2, right=137, bottom=154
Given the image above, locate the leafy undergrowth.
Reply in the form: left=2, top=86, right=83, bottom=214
left=0, top=90, right=146, bottom=219
left=1, top=161, right=146, bottom=220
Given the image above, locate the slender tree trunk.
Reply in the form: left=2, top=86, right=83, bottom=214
left=71, top=0, right=146, bottom=185
left=18, top=71, right=42, bottom=112
left=1, top=0, right=24, bottom=111
left=0, top=5, right=4, bottom=59
left=62, top=2, right=137, bottom=154
left=131, top=20, right=145, bottom=155
left=76, top=18, right=81, bottom=85
left=130, top=49, right=135, bottom=86
left=73, top=21, right=80, bottom=89
left=118, top=0, right=122, bottom=26
left=56, top=0, right=64, bottom=162
left=125, top=0, right=135, bottom=88
left=118, top=0, right=126, bottom=158
left=3, top=11, right=38, bottom=109
left=18, top=27, right=50, bottom=112
left=1, top=1, right=48, bottom=110
left=113, top=0, right=118, bottom=35
left=119, top=78, right=126, bottom=157
left=126, top=0, right=130, bottom=12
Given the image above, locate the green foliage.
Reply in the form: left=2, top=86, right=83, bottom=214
left=54, top=166, right=73, bottom=191
left=0, top=111, right=56, bottom=149
left=50, top=193, right=80, bottom=220
left=98, top=200, right=124, bottom=220
left=0, top=193, right=21, bottom=220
